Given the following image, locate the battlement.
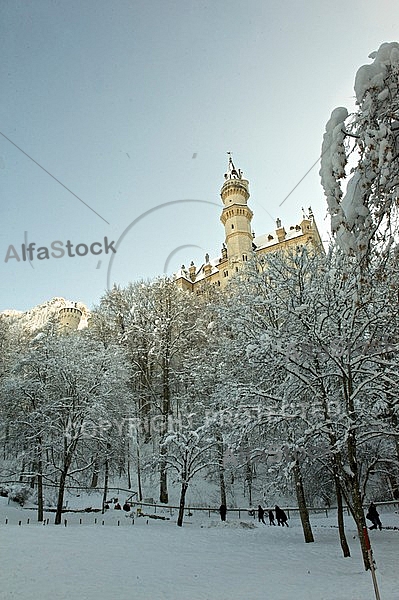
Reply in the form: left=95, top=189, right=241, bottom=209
left=58, top=305, right=82, bottom=333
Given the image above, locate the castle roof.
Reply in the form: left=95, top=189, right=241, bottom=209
left=175, top=256, right=222, bottom=284
left=174, top=214, right=318, bottom=286
left=253, top=223, right=307, bottom=251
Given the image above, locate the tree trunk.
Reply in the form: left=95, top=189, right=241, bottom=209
left=19, top=457, right=25, bottom=482
left=136, top=438, right=143, bottom=501
left=216, top=432, right=227, bottom=506
left=37, top=450, right=44, bottom=522
left=159, top=416, right=169, bottom=503
left=335, top=476, right=350, bottom=557
left=392, top=436, right=399, bottom=499
left=142, top=392, right=152, bottom=444
left=159, top=449, right=168, bottom=504
left=30, top=462, right=36, bottom=488
left=3, top=423, right=9, bottom=460
left=350, top=484, right=370, bottom=570
left=177, top=481, right=188, bottom=527
left=159, top=351, right=171, bottom=504
left=55, top=469, right=68, bottom=525
left=102, top=457, right=109, bottom=514
left=387, top=470, right=399, bottom=500
left=346, top=429, right=371, bottom=570
left=126, top=439, right=132, bottom=489
left=90, top=456, right=99, bottom=488
left=245, top=453, right=252, bottom=506
left=293, top=458, right=314, bottom=543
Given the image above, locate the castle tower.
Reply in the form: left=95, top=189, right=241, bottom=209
left=220, top=155, right=254, bottom=270
left=58, top=304, right=82, bottom=333
left=173, top=155, right=324, bottom=293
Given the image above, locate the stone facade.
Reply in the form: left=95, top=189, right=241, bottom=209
left=174, top=157, right=323, bottom=293
left=58, top=304, right=83, bottom=333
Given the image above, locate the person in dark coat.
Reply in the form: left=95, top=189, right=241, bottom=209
left=114, top=502, right=122, bottom=510
left=123, top=501, right=131, bottom=512
left=258, top=505, right=266, bottom=524
left=268, top=509, right=276, bottom=526
left=366, top=502, right=382, bottom=530
left=275, top=505, right=289, bottom=526
left=219, top=504, right=227, bottom=522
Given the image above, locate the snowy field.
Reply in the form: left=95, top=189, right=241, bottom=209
left=1, top=496, right=398, bottom=600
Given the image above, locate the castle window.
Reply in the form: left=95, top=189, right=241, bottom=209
left=231, top=224, right=234, bottom=229
left=223, top=270, right=229, bottom=277
left=242, top=254, right=247, bottom=261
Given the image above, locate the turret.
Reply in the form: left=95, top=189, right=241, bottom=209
left=275, top=218, right=286, bottom=242
left=58, top=304, right=82, bottom=333
left=220, top=154, right=253, bottom=268
left=189, top=261, right=196, bottom=282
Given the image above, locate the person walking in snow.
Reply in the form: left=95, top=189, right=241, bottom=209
left=366, top=502, right=382, bottom=530
left=275, top=505, right=289, bottom=526
left=268, top=509, right=276, bottom=526
left=219, top=504, right=227, bottom=522
left=258, top=505, right=266, bottom=524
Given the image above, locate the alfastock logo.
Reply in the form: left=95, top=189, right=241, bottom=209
left=4, top=236, right=117, bottom=263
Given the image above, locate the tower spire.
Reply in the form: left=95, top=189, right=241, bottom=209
left=225, top=152, right=243, bottom=180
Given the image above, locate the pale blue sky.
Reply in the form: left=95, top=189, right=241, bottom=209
left=0, top=0, right=397, bottom=311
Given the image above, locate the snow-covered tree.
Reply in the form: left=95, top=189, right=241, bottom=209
left=2, top=331, right=130, bottom=523
left=319, top=43, right=399, bottom=566
left=95, top=278, right=203, bottom=503
left=160, top=423, right=218, bottom=526
left=320, top=42, right=399, bottom=263
left=212, top=242, right=399, bottom=567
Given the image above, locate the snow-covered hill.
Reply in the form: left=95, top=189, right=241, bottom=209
left=0, top=296, right=89, bottom=334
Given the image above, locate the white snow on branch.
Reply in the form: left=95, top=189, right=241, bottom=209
left=355, top=42, right=399, bottom=102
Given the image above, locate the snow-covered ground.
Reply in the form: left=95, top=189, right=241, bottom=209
left=1, top=496, right=398, bottom=600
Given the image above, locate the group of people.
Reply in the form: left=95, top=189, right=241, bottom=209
left=258, top=504, right=289, bottom=526
left=104, top=497, right=132, bottom=512
left=219, top=503, right=289, bottom=526
left=220, top=501, right=383, bottom=530
left=261, top=501, right=383, bottom=531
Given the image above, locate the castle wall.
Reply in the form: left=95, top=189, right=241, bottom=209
left=58, top=306, right=82, bottom=333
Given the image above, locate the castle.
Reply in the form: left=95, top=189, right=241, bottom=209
left=1, top=157, right=323, bottom=333
left=0, top=297, right=88, bottom=336
left=174, top=156, right=323, bottom=293
left=58, top=303, right=85, bottom=333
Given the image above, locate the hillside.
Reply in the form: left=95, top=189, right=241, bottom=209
left=0, top=297, right=89, bottom=334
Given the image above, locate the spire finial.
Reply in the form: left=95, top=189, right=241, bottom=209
left=224, top=152, right=242, bottom=180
